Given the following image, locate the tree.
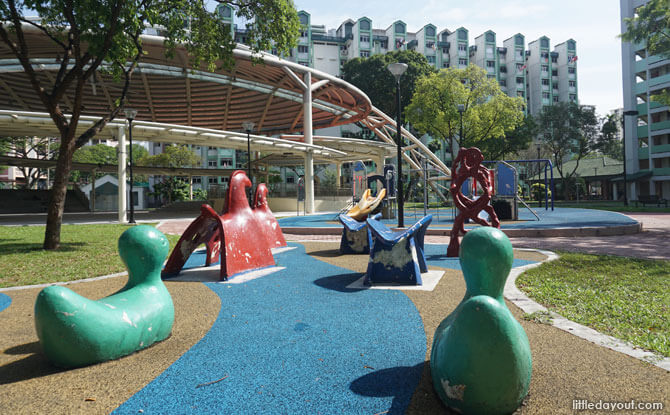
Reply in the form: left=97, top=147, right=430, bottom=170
left=70, top=142, right=147, bottom=182
left=621, top=0, right=670, bottom=105
left=405, top=65, right=525, bottom=160
left=536, top=102, right=599, bottom=200
left=0, top=1, right=299, bottom=249
left=2, top=136, right=58, bottom=188
left=482, top=115, right=537, bottom=161
left=139, top=144, right=201, bottom=205
left=594, top=112, right=623, bottom=161
left=342, top=50, right=437, bottom=118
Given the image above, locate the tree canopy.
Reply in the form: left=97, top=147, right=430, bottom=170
left=536, top=102, right=599, bottom=199
left=593, top=112, right=623, bottom=161
left=0, top=0, right=299, bottom=249
left=405, top=65, right=525, bottom=160
left=138, top=144, right=199, bottom=168
left=621, top=0, right=670, bottom=105
left=341, top=50, right=436, bottom=119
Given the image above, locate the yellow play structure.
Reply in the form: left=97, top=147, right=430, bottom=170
left=346, top=188, right=387, bottom=221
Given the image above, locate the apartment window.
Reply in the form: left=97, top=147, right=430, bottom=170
left=568, top=67, right=576, bottom=74
left=458, top=58, right=467, bottom=65
left=551, top=55, right=557, bottom=63
left=553, top=96, right=559, bottom=103
left=499, top=79, right=507, bottom=86
left=516, top=63, right=524, bottom=71
left=286, top=176, right=295, bottom=184
left=515, top=35, right=524, bottom=46
left=442, top=47, right=449, bottom=54
left=395, top=22, right=405, bottom=33
left=154, top=142, right=161, bottom=148
left=360, top=35, right=370, bottom=43
left=208, top=160, right=217, bottom=167
left=340, top=45, right=347, bottom=51
left=569, top=94, right=577, bottom=102
left=552, top=69, right=558, bottom=76
left=298, top=45, right=309, bottom=53
left=500, top=65, right=507, bottom=73
left=192, top=176, right=202, bottom=184
left=208, top=177, right=217, bottom=184
left=458, top=43, right=467, bottom=52
left=485, top=32, right=495, bottom=42
left=569, top=80, right=576, bottom=87
left=540, top=38, right=549, bottom=48
left=220, top=158, right=233, bottom=167
left=299, top=30, right=309, bottom=38
left=359, top=20, right=370, bottom=31
left=427, top=55, right=436, bottom=64
left=458, top=29, right=467, bottom=40
left=541, top=65, right=548, bottom=73
left=486, top=60, right=495, bottom=68
left=541, top=52, right=549, bottom=59
left=516, top=49, right=523, bottom=59
left=426, top=26, right=435, bottom=37
left=517, top=91, right=525, bottom=98
left=426, top=41, right=435, bottom=49
left=542, top=79, right=550, bottom=85
left=360, top=51, right=370, bottom=58
left=442, top=62, right=449, bottom=68
left=516, top=76, right=524, bottom=84
left=299, top=14, right=308, bottom=25
left=542, top=92, right=550, bottom=99
left=208, top=146, right=216, bottom=150
left=218, top=5, right=232, bottom=18
left=568, top=40, right=576, bottom=50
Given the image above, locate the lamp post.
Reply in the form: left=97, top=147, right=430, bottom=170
left=124, top=107, right=138, bottom=224
left=387, top=62, right=408, bottom=228
left=622, top=110, right=638, bottom=206
left=242, top=121, right=255, bottom=202
left=457, top=104, right=465, bottom=147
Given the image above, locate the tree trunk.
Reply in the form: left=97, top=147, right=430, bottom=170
left=43, top=138, right=75, bottom=250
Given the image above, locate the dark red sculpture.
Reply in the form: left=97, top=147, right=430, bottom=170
left=163, top=170, right=284, bottom=280
left=447, top=148, right=500, bottom=257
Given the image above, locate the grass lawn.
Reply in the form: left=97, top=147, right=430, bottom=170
left=517, top=252, right=670, bottom=357
left=0, top=224, right=181, bottom=288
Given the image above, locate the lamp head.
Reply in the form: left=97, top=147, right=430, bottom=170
left=242, top=121, right=255, bottom=133
left=457, top=104, right=465, bottom=113
left=124, top=107, right=137, bottom=121
left=387, top=62, right=408, bottom=81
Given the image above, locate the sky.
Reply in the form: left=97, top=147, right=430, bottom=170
left=292, top=0, right=625, bottom=117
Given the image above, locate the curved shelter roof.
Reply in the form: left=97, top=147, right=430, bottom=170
left=0, top=27, right=372, bottom=135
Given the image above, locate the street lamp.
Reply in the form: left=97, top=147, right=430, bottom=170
left=622, top=110, right=638, bottom=206
left=124, top=107, right=138, bottom=224
left=457, top=104, right=465, bottom=147
left=387, top=62, right=408, bottom=227
left=242, top=121, right=255, bottom=202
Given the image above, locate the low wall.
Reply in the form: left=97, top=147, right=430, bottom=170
left=210, top=196, right=350, bottom=214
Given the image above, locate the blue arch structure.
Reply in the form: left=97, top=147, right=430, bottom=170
left=0, top=293, right=11, bottom=313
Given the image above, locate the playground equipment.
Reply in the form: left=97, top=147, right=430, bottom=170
left=367, top=164, right=396, bottom=219
left=431, top=227, right=532, bottom=414
left=346, top=188, right=387, bottom=221
left=364, top=214, right=432, bottom=285
left=447, top=148, right=500, bottom=257
left=163, top=170, right=284, bottom=281
left=338, top=212, right=382, bottom=254
left=34, top=226, right=174, bottom=368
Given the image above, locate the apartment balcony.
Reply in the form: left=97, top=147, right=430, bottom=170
left=486, top=52, right=494, bottom=59
left=360, top=41, right=370, bottom=49
left=569, top=73, right=576, bottom=80
left=649, top=73, right=670, bottom=88
left=650, top=101, right=665, bottom=110
left=437, top=41, right=450, bottom=48
left=634, top=81, right=647, bottom=94
left=297, top=52, right=309, bottom=61
left=635, top=58, right=647, bottom=72
left=637, top=125, right=649, bottom=138
left=552, top=75, right=558, bottom=82
left=542, top=98, right=551, bottom=105
left=637, top=103, right=648, bottom=116
left=542, top=84, right=550, bottom=91
left=654, top=167, right=670, bottom=176
left=569, top=86, right=576, bottom=92
left=651, top=120, right=670, bottom=131
left=652, top=144, right=670, bottom=154
left=487, top=67, right=495, bottom=74
left=638, top=147, right=649, bottom=159
left=516, top=83, right=524, bottom=89
left=459, top=50, right=467, bottom=57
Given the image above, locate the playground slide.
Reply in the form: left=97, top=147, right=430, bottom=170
left=347, top=188, right=386, bottom=221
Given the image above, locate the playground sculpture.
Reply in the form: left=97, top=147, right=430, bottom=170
left=431, top=227, right=532, bottom=414
left=346, top=188, right=387, bottom=221
left=338, top=187, right=387, bottom=254
left=364, top=214, right=432, bottom=285
left=34, top=226, right=175, bottom=368
left=163, top=170, right=285, bottom=281
left=447, top=147, right=500, bottom=257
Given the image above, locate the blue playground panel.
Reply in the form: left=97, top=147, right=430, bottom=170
left=277, top=207, right=638, bottom=230
left=0, top=293, right=11, bottom=313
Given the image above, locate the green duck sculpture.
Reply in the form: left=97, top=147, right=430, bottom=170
left=35, top=225, right=174, bottom=368
left=431, top=226, right=532, bottom=415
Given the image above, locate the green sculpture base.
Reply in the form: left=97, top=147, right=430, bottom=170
left=431, top=227, right=532, bottom=415
left=35, top=225, right=175, bottom=368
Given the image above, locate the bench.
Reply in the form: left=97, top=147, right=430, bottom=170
left=364, top=215, right=433, bottom=286
left=338, top=213, right=382, bottom=254
left=634, top=195, right=668, bottom=207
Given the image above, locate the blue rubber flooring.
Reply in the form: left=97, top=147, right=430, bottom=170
left=114, top=243, right=428, bottom=414
left=278, top=207, right=637, bottom=230
left=0, top=293, right=10, bottom=313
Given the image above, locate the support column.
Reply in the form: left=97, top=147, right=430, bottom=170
left=335, top=162, right=342, bottom=188
left=376, top=151, right=385, bottom=176
left=303, top=71, right=315, bottom=214
left=189, top=175, right=193, bottom=200
left=117, top=126, right=127, bottom=223
left=91, top=170, right=96, bottom=212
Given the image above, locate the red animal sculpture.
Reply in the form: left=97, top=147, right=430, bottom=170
left=253, top=183, right=287, bottom=249
left=162, top=171, right=280, bottom=280
left=446, top=148, right=500, bottom=257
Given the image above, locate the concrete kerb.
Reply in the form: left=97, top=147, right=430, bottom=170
left=505, top=248, right=670, bottom=372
